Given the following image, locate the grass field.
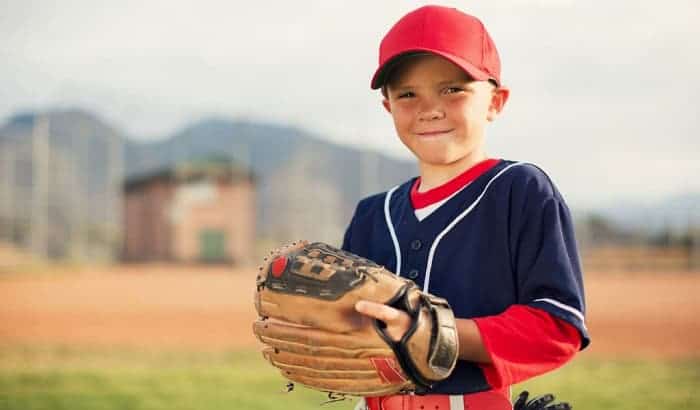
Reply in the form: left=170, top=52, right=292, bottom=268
left=0, top=346, right=698, bottom=410
left=1, top=266, right=699, bottom=409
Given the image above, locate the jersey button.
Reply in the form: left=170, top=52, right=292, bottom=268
left=408, top=269, right=419, bottom=279
left=410, top=239, right=422, bottom=250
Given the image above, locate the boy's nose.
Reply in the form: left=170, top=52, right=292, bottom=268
left=417, top=96, right=446, bottom=121
left=418, top=107, right=446, bottom=121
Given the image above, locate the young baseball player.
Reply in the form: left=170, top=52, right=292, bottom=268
left=343, top=5, right=590, bottom=410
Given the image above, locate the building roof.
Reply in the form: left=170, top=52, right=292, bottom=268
left=124, top=157, right=254, bottom=191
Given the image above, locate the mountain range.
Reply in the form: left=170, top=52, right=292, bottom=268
left=0, top=109, right=696, bottom=249
left=0, top=109, right=416, bottom=246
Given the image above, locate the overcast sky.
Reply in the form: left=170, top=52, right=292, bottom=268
left=1, top=0, right=698, bottom=208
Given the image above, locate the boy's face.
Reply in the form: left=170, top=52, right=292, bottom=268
left=382, top=54, right=508, bottom=171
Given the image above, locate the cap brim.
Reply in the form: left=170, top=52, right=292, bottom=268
left=370, top=48, right=496, bottom=89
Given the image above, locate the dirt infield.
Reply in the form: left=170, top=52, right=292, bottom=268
left=0, top=265, right=698, bottom=358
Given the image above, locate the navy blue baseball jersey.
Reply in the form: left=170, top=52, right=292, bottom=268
left=341, top=159, right=590, bottom=395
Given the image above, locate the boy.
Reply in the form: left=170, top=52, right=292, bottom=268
left=343, top=5, right=590, bottom=410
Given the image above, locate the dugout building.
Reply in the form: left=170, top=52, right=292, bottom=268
left=123, top=159, right=255, bottom=264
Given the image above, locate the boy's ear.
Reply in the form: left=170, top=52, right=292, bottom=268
left=487, top=87, right=510, bottom=121
left=382, top=99, right=392, bottom=114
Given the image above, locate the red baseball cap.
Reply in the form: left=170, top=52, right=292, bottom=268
left=371, top=5, right=501, bottom=89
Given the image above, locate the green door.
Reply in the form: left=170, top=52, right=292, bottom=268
left=199, top=229, right=227, bottom=262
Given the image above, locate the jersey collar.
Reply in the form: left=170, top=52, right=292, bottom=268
left=410, top=158, right=500, bottom=210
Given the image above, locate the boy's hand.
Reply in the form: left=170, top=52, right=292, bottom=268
left=355, top=300, right=412, bottom=341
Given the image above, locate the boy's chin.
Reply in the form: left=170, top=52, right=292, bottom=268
left=414, top=151, right=482, bottom=170
left=416, top=154, right=462, bottom=168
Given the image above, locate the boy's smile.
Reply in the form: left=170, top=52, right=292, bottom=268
left=382, top=54, right=508, bottom=189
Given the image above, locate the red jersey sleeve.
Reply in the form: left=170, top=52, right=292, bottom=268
left=473, top=305, right=581, bottom=388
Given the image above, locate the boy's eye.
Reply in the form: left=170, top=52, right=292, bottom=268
left=396, top=91, right=415, bottom=99
left=443, top=87, right=464, bottom=94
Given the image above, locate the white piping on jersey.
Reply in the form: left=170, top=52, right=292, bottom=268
left=384, top=185, right=402, bottom=276
left=533, top=298, right=586, bottom=327
left=422, top=162, right=526, bottom=293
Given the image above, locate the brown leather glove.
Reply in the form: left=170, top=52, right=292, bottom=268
left=253, top=241, right=459, bottom=396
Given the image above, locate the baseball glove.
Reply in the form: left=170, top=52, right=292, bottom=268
left=514, top=391, right=572, bottom=410
left=252, top=241, right=459, bottom=397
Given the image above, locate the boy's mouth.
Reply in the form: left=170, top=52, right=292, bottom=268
left=415, top=129, right=454, bottom=137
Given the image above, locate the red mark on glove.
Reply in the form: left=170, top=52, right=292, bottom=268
left=271, top=257, right=288, bottom=278
left=370, top=357, right=407, bottom=384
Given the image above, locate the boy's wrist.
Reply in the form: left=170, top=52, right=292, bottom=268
left=456, top=318, right=492, bottom=363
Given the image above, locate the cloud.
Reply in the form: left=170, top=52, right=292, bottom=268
left=1, top=0, right=698, bottom=205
